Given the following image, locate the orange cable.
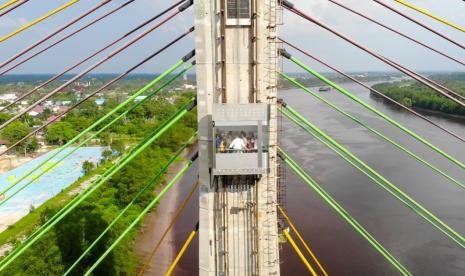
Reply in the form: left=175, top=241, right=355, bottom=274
left=137, top=181, right=199, bottom=276
left=278, top=205, right=328, bottom=276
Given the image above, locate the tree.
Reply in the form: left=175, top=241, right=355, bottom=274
left=101, top=149, right=113, bottom=161
left=110, top=139, right=125, bottom=154
left=82, top=160, right=94, bottom=175
left=27, top=137, right=39, bottom=153
left=0, top=113, right=12, bottom=124
left=45, top=122, right=77, bottom=145
left=99, top=133, right=111, bottom=146
left=0, top=121, right=37, bottom=154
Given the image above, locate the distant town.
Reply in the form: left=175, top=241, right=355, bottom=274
left=0, top=73, right=196, bottom=162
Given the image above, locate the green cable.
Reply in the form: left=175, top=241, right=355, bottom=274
left=287, top=54, right=465, bottom=170
left=281, top=106, right=465, bottom=249
left=280, top=107, right=461, bottom=246
left=84, top=154, right=196, bottom=275
left=63, top=133, right=197, bottom=275
left=0, top=55, right=189, bottom=201
left=0, top=60, right=194, bottom=207
left=0, top=65, right=194, bottom=269
left=0, top=98, right=196, bottom=271
left=280, top=72, right=464, bottom=190
left=278, top=148, right=412, bottom=276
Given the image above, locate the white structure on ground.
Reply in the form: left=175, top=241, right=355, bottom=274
left=0, top=93, right=17, bottom=103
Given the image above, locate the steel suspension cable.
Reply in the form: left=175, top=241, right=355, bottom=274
left=374, top=0, right=465, bottom=47
left=278, top=148, right=411, bottom=275
left=281, top=2, right=465, bottom=106
left=0, top=27, right=194, bottom=157
left=63, top=134, right=197, bottom=275
left=278, top=206, right=328, bottom=276
left=279, top=38, right=465, bottom=143
left=0, top=0, right=21, bottom=11
left=0, top=0, right=29, bottom=17
left=394, top=0, right=465, bottom=33
left=137, top=181, right=199, bottom=276
left=281, top=106, right=465, bottom=251
left=0, top=2, right=192, bottom=132
left=280, top=50, right=465, bottom=170
left=0, top=0, right=187, bottom=111
left=279, top=72, right=464, bottom=190
left=0, top=98, right=197, bottom=271
left=0, top=0, right=81, bottom=43
left=84, top=153, right=198, bottom=276
left=280, top=104, right=465, bottom=249
left=0, top=70, right=194, bottom=270
left=326, top=0, right=465, bottom=67
left=0, top=0, right=111, bottom=70
left=282, top=105, right=460, bottom=248
left=0, top=54, right=195, bottom=207
left=0, top=0, right=137, bottom=75
left=0, top=75, right=194, bottom=268
left=165, top=222, right=199, bottom=276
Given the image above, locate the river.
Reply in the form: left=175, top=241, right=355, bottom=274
left=151, top=82, right=465, bottom=275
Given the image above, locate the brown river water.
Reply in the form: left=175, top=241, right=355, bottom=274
left=142, top=82, right=465, bottom=275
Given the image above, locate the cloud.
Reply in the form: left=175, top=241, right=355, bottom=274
left=0, top=0, right=463, bottom=73
left=0, top=16, right=24, bottom=30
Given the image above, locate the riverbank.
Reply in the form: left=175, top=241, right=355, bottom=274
left=134, top=146, right=197, bottom=276
left=0, top=169, right=106, bottom=244
left=369, top=91, right=465, bottom=122
left=0, top=169, right=102, bottom=254
left=371, top=81, right=465, bottom=117
left=0, top=147, right=103, bottom=234
left=0, top=147, right=52, bottom=174
left=0, top=149, right=109, bottom=246
left=279, top=85, right=465, bottom=275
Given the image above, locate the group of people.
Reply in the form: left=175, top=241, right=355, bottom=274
left=216, top=131, right=257, bottom=153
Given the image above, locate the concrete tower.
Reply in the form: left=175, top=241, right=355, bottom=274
left=195, top=0, right=280, bottom=274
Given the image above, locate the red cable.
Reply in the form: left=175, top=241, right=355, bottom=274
left=373, top=0, right=465, bottom=50
left=0, top=27, right=194, bottom=156
left=0, top=0, right=185, bottom=113
left=326, top=0, right=465, bottom=102
left=0, top=0, right=137, bottom=76
left=0, top=0, right=29, bottom=17
left=0, top=6, right=185, bottom=131
left=282, top=5, right=465, bottom=108
left=0, top=0, right=112, bottom=70
left=279, top=38, right=465, bottom=143
left=0, top=0, right=135, bottom=76
left=327, top=0, right=465, bottom=67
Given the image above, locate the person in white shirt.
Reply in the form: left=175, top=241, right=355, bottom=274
left=229, top=135, right=246, bottom=152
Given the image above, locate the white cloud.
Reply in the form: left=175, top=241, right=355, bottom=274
left=0, top=16, right=23, bottom=30
left=1, top=0, right=464, bottom=73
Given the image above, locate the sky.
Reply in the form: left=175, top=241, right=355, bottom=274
left=0, top=0, right=464, bottom=74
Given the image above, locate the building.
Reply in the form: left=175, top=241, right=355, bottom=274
left=0, top=93, right=17, bottom=103
left=52, top=106, right=69, bottom=114
left=28, top=106, right=44, bottom=117
left=95, top=99, right=105, bottom=106
left=134, top=96, right=147, bottom=102
left=46, top=115, right=61, bottom=124
left=183, top=83, right=196, bottom=90
left=0, top=139, right=9, bottom=153
left=56, top=100, right=72, bottom=106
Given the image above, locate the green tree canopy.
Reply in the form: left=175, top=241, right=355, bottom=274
left=0, top=121, right=38, bottom=153
left=45, top=122, right=78, bottom=145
